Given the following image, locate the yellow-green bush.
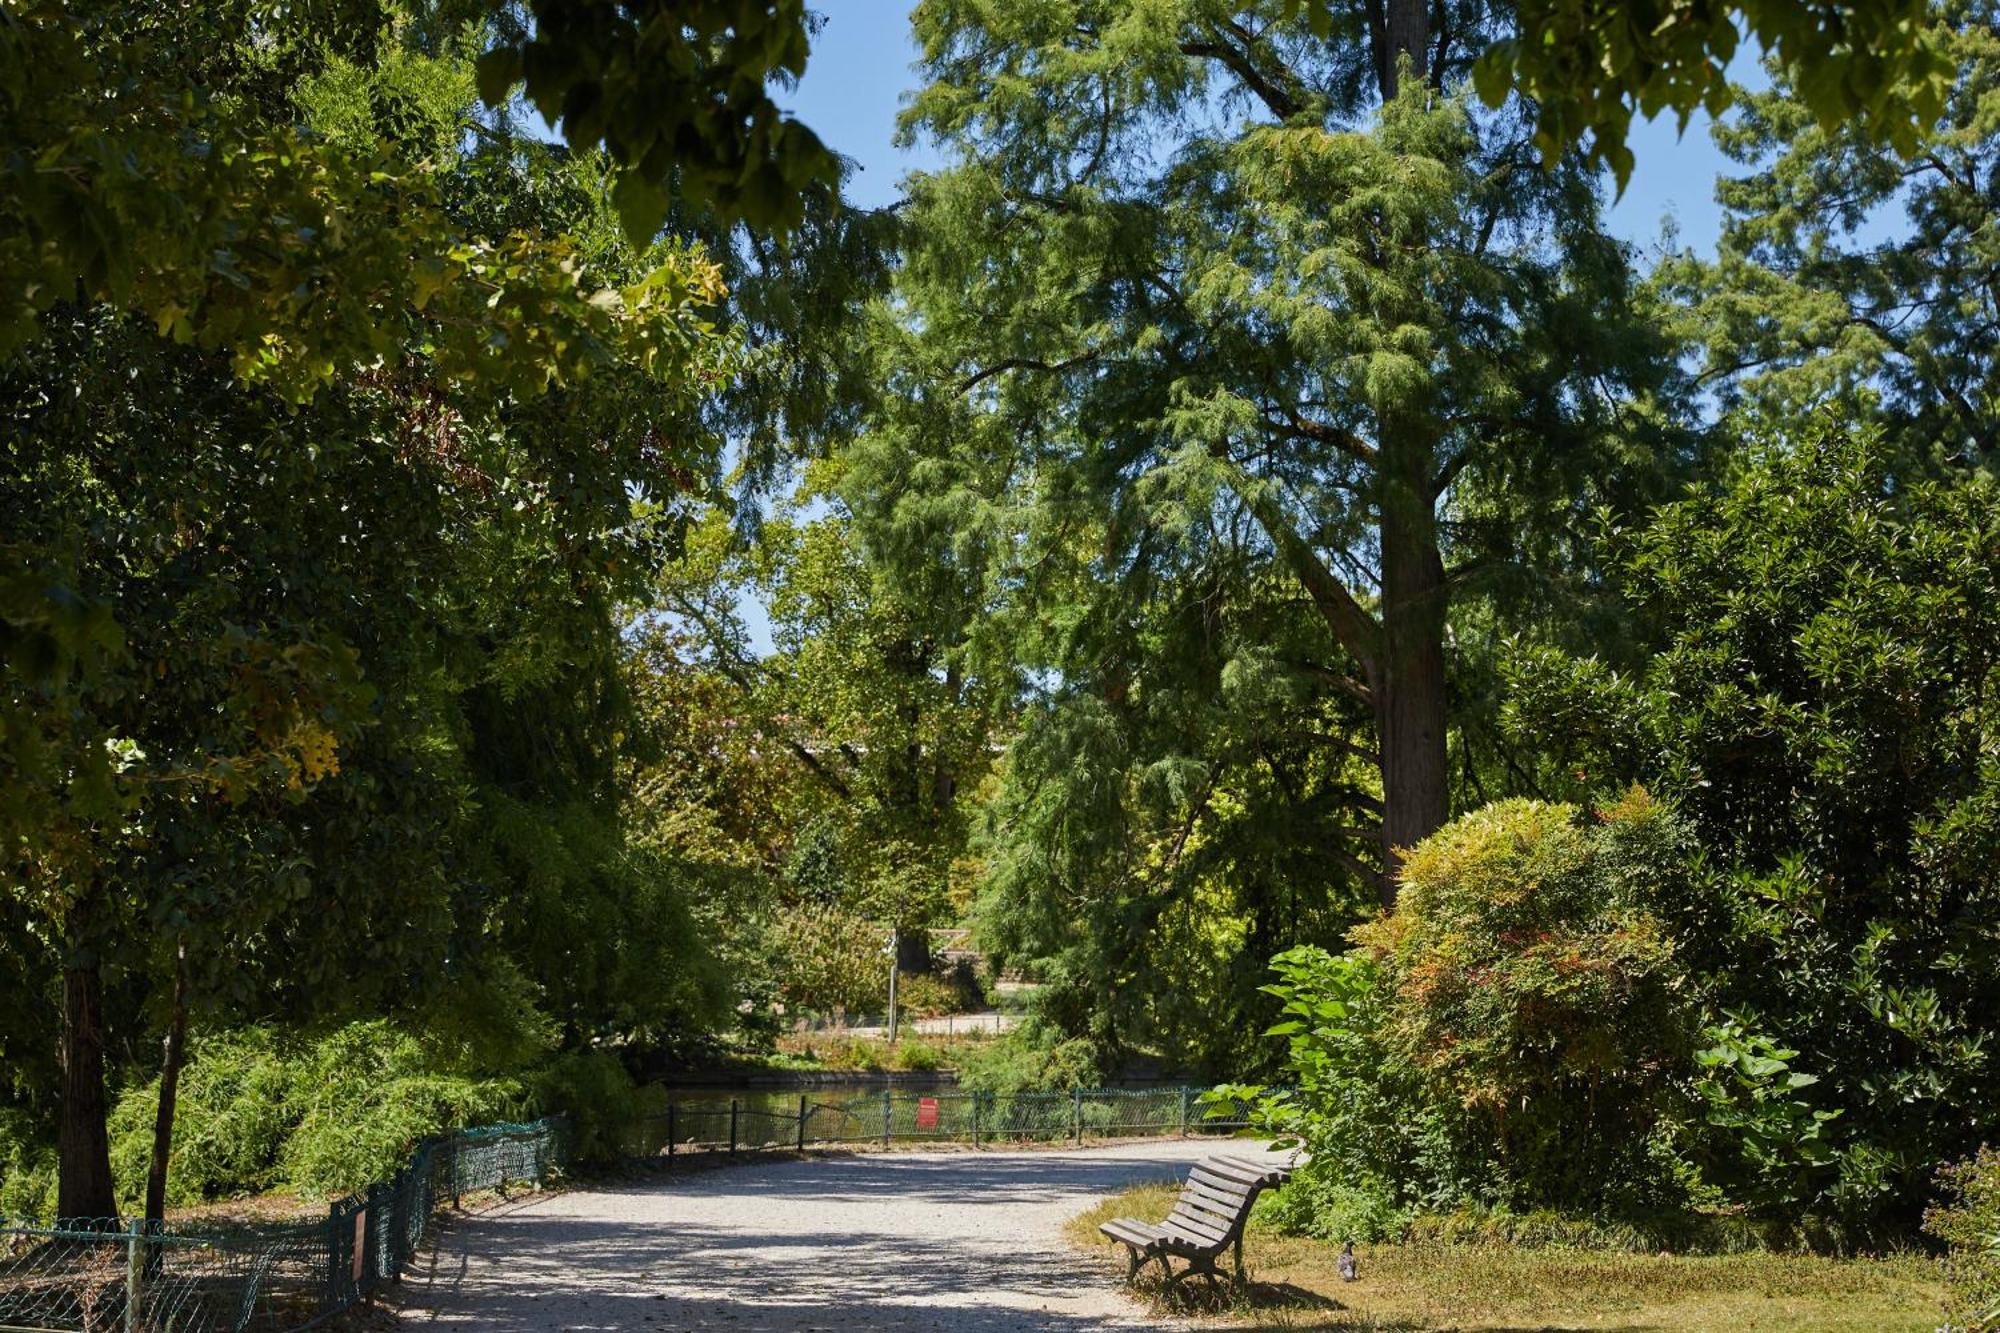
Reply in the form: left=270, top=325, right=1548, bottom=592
left=1356, top=792, right=1686, bottom=1148
left=769, top=907, right=890, bottom=1014
left=1245, top=791, right=1699, bottom=1240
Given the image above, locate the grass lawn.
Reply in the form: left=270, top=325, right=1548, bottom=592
left=1068, top=1183, right=1946, bottom=1331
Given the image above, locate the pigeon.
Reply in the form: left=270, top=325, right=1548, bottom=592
left=1337, top=1240, right=1358, bottom=1282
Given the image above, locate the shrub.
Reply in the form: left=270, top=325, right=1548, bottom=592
left=0, top=1109, right=56, bottom=1218
left=955, top=1028, right=1102, bottom=1096
left=532, top=1048, right=658, bottom=1167
left=769, top=907, right=890, bottom=1015
left=1356, top=791, right=1692, bottom=1212
left=1506, top=419, right=2000, bottom=1234
left=108, top=1027, right=296, bottom=1206
left=1690, top=1017, right=1843, bottom=1219
left=106, top=1021, right=530, bottom=1207
left=1927, top=1147, right=2000, bottom=1332
left=894, top=964, right=984, bottom=1019
left=1237, top=792, right=1701, bottom=1239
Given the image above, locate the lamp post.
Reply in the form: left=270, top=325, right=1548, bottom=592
left=886, top=928, right=900, bottom=1043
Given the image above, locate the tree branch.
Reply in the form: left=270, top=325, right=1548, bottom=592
left=955, top=348, right=1100, bottom=394
left=1214, top=457, right=1382, bottom=675
left=1178, top=23, right=1304, bottom=121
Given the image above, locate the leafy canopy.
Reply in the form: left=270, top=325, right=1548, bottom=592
left=1477, top=0, right=1949, bottom=189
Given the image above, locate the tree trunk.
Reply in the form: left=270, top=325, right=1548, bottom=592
left=1370, top=0, right=1432, bottom=99
left=1372, top=439, right=1450, bottom=908
left=58, top=940, right=118, bottom=1221
left=895, top=929, right=932, bottom=975
left=144, top=939, right=190, bottom=1231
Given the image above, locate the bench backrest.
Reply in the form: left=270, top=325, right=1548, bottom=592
left=1161, top=1154, right=1288, bottom=1253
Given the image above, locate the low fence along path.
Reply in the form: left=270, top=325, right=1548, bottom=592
left=399, top=1139, right=1257, bottom=1330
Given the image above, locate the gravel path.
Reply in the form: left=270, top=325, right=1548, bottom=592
left=396, top=1139, right=1259, bottom=1331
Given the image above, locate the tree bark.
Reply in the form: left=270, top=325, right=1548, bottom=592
left=58, top=933, right=118, bottom=1221
left=1371, top=0, right=1432, bottom=99
left=144, top=939, right=190, bottom=1231
left=1372, top=435, right=1451, bottom=907
left=895, top=929, right=932, bottom=975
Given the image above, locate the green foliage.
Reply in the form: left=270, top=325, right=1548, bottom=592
left=1238, top=795, right=1702, bottom=1240
left=1926, top=1147, right=2000, bottom=1332
left=1397, top=1202, right=1771, bottom=1255
left=472, top=0, right=839, bottom=241
left=0, top=2, right=732, bottom=399
left=104, top=1024, right=530, bottom=1207
left=1477, top=0, right=1948, bottom=188
left=0, top=1110, right=57, bottom=1218
left=953, top=1029, right=1103, bottom=1097
left=768, top=908, right=890, bottom=1016
left=893, top=969, right=983, bottom=1020
left=1506, top=416, right=2000, bottom=1234
left=530, top=1049, right=659, bottom=1168
left=1693, top=1018, right=1843, bottom=1217
left=1667, top=1, right=1999, bottom=466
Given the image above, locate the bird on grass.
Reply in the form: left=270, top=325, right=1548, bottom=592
left=1337, top=1240, right=1358, bottom=1282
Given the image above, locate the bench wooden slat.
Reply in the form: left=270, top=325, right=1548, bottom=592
left=1164, top=1208, right=1233, bottom=1245
left=1182, top=1178, right=1253, bottom=1215
left=1168, top=1184, right=1232, bottom=1216
left=1191, top=1159, right=1260, bottom=1186
left=1172, top=1194, right=1240, bottom=1229
left=1099, top=1217, right=1165, bottom=1249
left=1191, top=1161, right=1263, bottom=1191
left=1215, top=1152, right=1293, bottom=1181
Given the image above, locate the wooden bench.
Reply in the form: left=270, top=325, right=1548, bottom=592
left=1098, top=1151, right=1294, bottom=1290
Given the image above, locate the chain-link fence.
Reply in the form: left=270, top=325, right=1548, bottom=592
left=0, top=1117, right=564, bottom=1333
left=622, top=1085, right=1259, bottom=1159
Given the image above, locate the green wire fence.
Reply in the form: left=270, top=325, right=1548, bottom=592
left=0, top=1117, right=564, bottom=1333
left=1, top=1085, right=1258, bottom=1332
left=626, top=1085, right=1257, bottom=1158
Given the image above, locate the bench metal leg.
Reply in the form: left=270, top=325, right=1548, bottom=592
left=1232, top=1234, right=1246, bottom=1287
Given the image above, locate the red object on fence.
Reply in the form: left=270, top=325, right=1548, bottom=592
left=917, top=1097, right=939, bottom=1129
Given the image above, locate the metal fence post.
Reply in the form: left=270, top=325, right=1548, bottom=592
left=124, top=1217, right=142, bottom=1333
left=971, top=1091, right=981, bottom=1149
left=881, top=1088, right=892, bottom=1147
left=729, top=1099, right=739, bottom=1156
left=324, top=1204, right=341, bottom=1313
left=1179, top=1086, right=1191, bottom=1136
left=797, top=1096, right=807, bottom=1152
left=1071, top=1087, right=1083, bottom=1145
left=667, top=1101, right=676, bottom=1164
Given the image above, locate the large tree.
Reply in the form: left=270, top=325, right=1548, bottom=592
left=868, top=0, right=1677, bottom=915
left=0, top=4, right=752, bottom=1220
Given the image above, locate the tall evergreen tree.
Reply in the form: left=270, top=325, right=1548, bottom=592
left=866, top=0, right=1677, bottom=916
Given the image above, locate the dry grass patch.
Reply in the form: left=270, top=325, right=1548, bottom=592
left=1068, top=1183, right=1944, bottom=1331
